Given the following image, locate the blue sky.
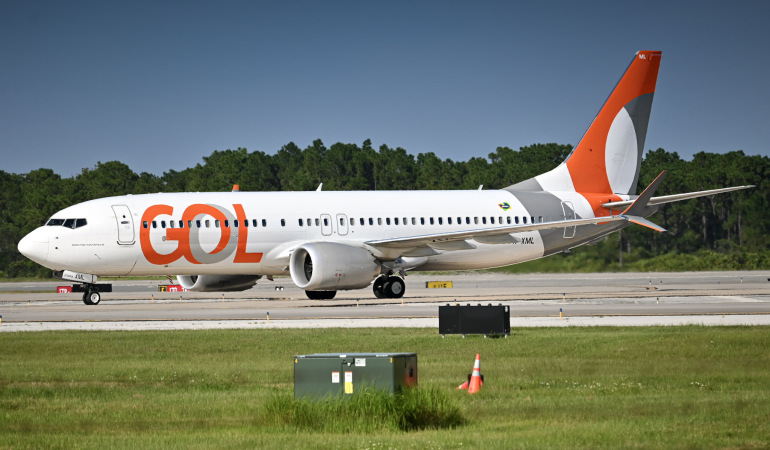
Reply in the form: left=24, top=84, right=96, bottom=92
left=2, top=0, right=768, bottom=177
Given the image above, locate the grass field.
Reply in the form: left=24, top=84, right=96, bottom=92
left=1, top=327, right=769, bottom=448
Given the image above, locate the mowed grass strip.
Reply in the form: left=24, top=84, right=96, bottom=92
left=1, top=327, right=769, bottom=448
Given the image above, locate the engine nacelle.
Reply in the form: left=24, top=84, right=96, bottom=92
left=177, top=274, right=261, bottom=292
left=289, top=242, right=380, bottom=291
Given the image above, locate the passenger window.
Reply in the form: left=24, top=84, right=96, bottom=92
left=161, top=221, right=167, bottom=229
left=538, top=216, right=543, bottom=223
left=474, top=217, right=479, bottom=225
left=411, top=218, right=416, bottom=225
left=523, top=217, right=528, bottom=224
left=169, top=221, right=175, bottom=228
left=323, top=218, right=328, bottom=226
left=350, top=218, right=354, bottom=226
left=225, top=220, right=229, bottom=228
left=386, top=218, right=391, bottom=225
left=233, top=220, right=238, bottom=228
left=252, top=219, right=258, bottom=227
left=420, top=218, right=425, bottom=225
left=215, top=220, right=220, bottom=228
left=378, top=218, right=382, bottom=225
left=482, top=217, right=486, bottom=225
left=448, top=217, right=452, bottom=225
left=394, top=218, right=399, bottom=225
left=299, top=219, right=304, bottom=226
left=466, top=217, right=471, bottom=225
left=143, top=221, right=148, bottom=228
left=340, top=218, right=345, bottom=226
left=314, top=218, right=319, bottom=226
left=179, top=220, right=184, bottom=228
left=307, top=218, right=312, bottom=226
left=430, top=217, right=434, bottom=225
left=507, top=217, right=511, bottom=225
left=187, top=220, right=192, bottom=228
left=281, top=219, right=286, bottom=227
left=438, top=217, right=443, bottom=225
left=515, top=216, right=519, bottom=224
left=152, top=221, right=157, bottom=229
left=360, top=218, right=365, bottom=226
left=262, top=219, right=267, bottom=227
left=205, top=220, right=210, bottom=228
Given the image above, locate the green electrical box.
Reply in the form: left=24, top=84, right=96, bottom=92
left=294, top=353, right=418, bottom=399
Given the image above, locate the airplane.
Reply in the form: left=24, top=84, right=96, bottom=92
left=18, top=50, right=752, bottom=305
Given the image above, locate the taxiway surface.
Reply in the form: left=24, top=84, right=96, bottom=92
left=1, top=271, right=768, bottom=331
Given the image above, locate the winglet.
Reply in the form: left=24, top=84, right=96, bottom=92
left=622, top=170, right=667, bottom=216
left=618, top=170, right=668, bottom=232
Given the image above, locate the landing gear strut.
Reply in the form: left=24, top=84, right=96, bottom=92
left=82, top=285, right=101, bottom=305
left=373, top=275, right=405, bottom=299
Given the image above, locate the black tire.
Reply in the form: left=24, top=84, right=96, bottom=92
left=88, top=291, right=101, bottom=305
left=384, top=276, right=405, bottom=298
left=82, top=290, right=93, bottom=305
left=372, top=277, right=386, bottom=298
left=305, top=290, right=336, bottom=300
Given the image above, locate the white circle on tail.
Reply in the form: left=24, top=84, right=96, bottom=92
left=604, top=107, right=638, bottom=194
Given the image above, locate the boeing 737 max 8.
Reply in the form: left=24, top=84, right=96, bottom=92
left=18, top=51, right=752, bottom=304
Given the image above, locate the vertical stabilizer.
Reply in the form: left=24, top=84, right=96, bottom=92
left=509, top=51, right=661, bottom=196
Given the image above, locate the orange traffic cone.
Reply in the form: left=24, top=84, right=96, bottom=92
left=468, top=353, right=482, bottom=394
left=456, top=380, right=469, bottom=390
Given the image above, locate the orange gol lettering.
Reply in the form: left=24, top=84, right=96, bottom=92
left=140, top=203, right=263, bottom=266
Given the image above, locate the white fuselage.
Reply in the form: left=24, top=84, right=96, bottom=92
left=18, top=188, right=612, bottom=279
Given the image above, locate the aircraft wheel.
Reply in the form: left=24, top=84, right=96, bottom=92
left=82, top=291, right=93, bottom=305
left=306, top=290, right=336, bottom=300
left=384, top=276, right=405, bottom=298
left=87, top=290, right=101, bottom=305
left=372, top=277, right=386, bottom=298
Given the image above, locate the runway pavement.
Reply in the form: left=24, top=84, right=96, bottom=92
left=1, top=271, right=769, bottom=331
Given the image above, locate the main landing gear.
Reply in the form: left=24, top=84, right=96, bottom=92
left=81, top=285, right=101, bottom=305
left=373, top=275, right=405, bottom=299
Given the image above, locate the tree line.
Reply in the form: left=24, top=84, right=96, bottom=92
left=1, top=140, right=767, bottom=277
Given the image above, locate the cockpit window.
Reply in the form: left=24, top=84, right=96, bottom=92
left=47, top=218, right=87, bottom=229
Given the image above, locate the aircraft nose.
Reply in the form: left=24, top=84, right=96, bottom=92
left=18, top=229, right=49, bottom=265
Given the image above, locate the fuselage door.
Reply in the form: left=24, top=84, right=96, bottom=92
left=320, top=214, right=333, bottom=236
left=336, top=214, right=348, bottom=236
left=562, top=201, right=576, bottom=239
left=112, top=204, right=135, bottom=245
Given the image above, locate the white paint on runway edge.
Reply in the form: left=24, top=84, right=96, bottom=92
left=2, top=314, right=770, bottom=332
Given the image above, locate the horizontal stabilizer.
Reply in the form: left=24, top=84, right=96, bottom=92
left=622, top=215, right=666, bottom=232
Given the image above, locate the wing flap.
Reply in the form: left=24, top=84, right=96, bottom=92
left=366, top=215, right=630, bottom=250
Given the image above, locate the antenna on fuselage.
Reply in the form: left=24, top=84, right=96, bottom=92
left=316, top=183, right=323, bottom=191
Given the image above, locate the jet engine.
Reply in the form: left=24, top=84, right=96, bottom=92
left=289, top=242, right=380, bottom=291
left=177, top=274, right=261, bottom=292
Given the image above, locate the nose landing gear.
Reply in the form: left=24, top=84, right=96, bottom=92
left=82, top=285, right=101, bottom=305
